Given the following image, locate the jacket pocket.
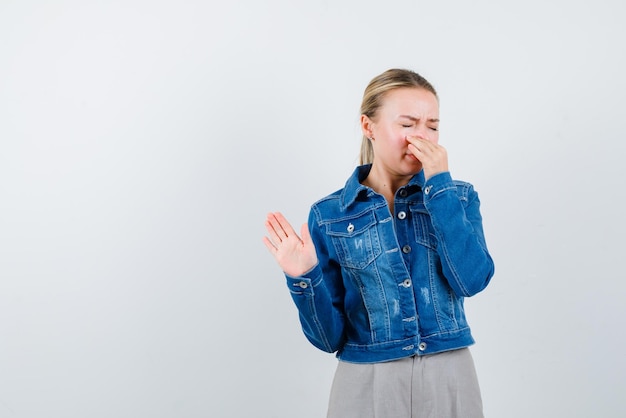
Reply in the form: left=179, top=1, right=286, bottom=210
left=409, top=204, right=438, bottom=250
left=325, top=211, right=382, bottom=269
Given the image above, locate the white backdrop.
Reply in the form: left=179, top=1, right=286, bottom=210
left=1, top=0, right=625, bottom=417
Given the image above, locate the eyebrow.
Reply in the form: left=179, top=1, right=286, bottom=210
left=399, top=115, right=440, bottom=123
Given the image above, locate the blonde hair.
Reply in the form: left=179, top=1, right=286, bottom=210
left=359, top=69, right=438, bottom=165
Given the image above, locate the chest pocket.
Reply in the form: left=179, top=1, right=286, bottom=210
left=409, top=204, right=438, bottom=250
left=325, top=211, right=382, bottom=269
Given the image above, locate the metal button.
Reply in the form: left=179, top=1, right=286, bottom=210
left=402, top=278, right=412, bottom=288
left=424, top=185, right=432, bottom=195
left=418, top=342, right=427, bottom=351
left=402, top=245, right=412, bottom=254
left=397, top=211, right=406, bottom=220
left=347, top=223, right=354, bottom=233
left=399, top=189, right=408, bottom=197
left=297, top=281, right=308, bottom=289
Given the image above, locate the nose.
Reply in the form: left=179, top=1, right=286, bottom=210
left=408, top=127, right=435, bottom=143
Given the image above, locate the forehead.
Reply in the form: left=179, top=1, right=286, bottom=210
left=379, top=87, right=439, bottom=115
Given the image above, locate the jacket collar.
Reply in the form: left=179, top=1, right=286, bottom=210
left=340, top=164, right=425, bottom=210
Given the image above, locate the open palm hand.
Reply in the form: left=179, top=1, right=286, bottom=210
left=263, top=212, right=318, bottom=277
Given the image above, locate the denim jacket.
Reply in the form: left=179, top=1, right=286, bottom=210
left=286, top=165, right=494, bottom=364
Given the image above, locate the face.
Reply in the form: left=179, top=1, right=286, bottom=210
left=362, top=87, right=439, bottom=177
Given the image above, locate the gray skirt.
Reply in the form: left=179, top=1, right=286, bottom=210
left=327, top=348, right=483, bottom=418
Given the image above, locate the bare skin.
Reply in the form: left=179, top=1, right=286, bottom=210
left=360, top=87, right=447, bottom=211
left=263, top=211, right=317, bottom=277
left=264, top=87, right=449, bottom=275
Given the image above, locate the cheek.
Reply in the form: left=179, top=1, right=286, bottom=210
left=396, top=136, right=411, bottom=150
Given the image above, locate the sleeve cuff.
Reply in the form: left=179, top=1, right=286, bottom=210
left=423, top=171, right=454, bottom=199
left=285, top=263, right=322, bottom=294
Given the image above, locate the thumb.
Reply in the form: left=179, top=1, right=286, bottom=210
left=300, top=223, right=313, bottom=246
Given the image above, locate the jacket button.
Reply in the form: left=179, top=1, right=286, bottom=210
left=402, top=279, right=412, bottom=288
left=397, top=211, right=407, bottom=220
left=424, top=185, right=432, bottom=195
left=402, top=245, right=411, bottom=254
left=418, top=342, right=427, bottom=351
left=399, top=189, right=408, bottom=197
left=297, top=281, right=308, bottom=289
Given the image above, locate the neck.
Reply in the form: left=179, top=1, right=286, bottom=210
left=362, top=163, right=412, bottom=210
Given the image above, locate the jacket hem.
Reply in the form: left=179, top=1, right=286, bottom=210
left=336, top=331, right=475, bottom=364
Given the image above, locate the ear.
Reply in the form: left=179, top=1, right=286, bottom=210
left=360, top=114, right=374, bottom=140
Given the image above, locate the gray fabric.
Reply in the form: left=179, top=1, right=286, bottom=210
left=327, top=348, right=483, bottom=418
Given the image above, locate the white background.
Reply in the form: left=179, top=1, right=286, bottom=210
left=1, top=0, right=625, bottom=417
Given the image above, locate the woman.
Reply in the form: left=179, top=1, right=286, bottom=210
left=263, top=68, right=494, bottom=418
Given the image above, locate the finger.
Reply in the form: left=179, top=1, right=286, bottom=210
left=273, top=212, right=300, bottom=240
left=265, top=215, right=280, bottom=242
left=407, top=136, right=438, bottom=149
left=271, top=212, right=299, bottom=239
left=300, top=223, right=312, bottom=246
left=406, top=137, right=425, bottom=155
left=406, top=135, right=427, bottom=145
left=266, top=213, right=288, bottom=242
left=408, top=143, right=425, bottom=158
left=408, top=141, right=438, bottom=158
left=262, top=236, right=278, bottom=254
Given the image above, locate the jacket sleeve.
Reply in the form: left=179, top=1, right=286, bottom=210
left=423, top=172, right=495, bottom=297
left=283, top=208, right=346, bottom=353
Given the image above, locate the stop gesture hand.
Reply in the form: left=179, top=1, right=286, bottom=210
left=263, top=212, right=318, bottom=277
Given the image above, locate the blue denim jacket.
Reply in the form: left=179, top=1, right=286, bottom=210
left=285, top=165, right=494, bottom=363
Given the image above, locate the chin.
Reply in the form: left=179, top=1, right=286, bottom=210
left=405, top=158, right=422, bottom=171
left=399, top=163, right=422, bottom=176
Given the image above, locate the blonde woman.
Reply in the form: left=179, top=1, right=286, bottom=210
left=264, top=69, right=494, bottom=418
